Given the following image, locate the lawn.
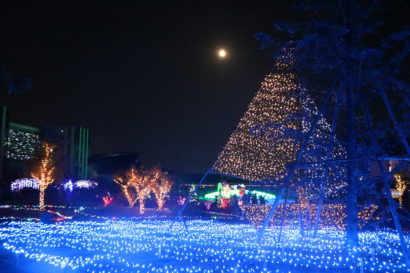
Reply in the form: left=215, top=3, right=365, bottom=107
left=0, top=219, right=408, bottom=272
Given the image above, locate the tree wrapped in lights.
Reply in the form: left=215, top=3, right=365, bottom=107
left=115, top=167, right=157, bottom=214
left=151, top=167, right=173, bottom=210
left=394, top=174, right=409, bottom=207
left=132, top=169, right=154, bottom=214
left=114, top=168, right=139, bottom=208
left=31, top=142, right=56, bottom=210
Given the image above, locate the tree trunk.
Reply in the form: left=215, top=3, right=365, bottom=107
left=123, top=187, right=134, bottom=207
left=346, top=86, right=358, bottom=248
left=39, top=186, right=45, bottom=210
left=139, top=198, right=145, bottom=214
left=158, top=198, right=164, bottom=210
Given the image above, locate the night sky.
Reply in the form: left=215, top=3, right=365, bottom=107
left=0, top=1, right=406, bottom=173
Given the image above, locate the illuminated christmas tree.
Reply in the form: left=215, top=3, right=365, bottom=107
left=212, top=63, right=346, bottom=201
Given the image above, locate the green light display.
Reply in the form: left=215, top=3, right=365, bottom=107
left=203, top=190, right=276, bottom=200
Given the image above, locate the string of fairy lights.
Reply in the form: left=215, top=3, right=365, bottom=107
left=212, top=68, right=346, bottom=202
left=10, top=178, right=39, bottom=192
left=0, top=220, right=408, bottom=272
left=241, top=203, right=378, bottom=230
left=213, top=72, right=300, bottom=182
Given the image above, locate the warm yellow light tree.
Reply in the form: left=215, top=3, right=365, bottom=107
left=31, top=142, right=56, bottom=210
left=114, top=167, right=155, bottom=214
left=132, top=168, right=153, bottom=214
left=114, top=168, right=138, bottom=207
left=151, top=167, right=174, bottom=210
left=394, top=174, right=409, bottom=207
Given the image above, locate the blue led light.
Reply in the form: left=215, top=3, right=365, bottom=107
left=0, top=220, right=408, bottom=272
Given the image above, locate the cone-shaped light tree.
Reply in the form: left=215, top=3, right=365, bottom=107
left=31, top=142, right=56, bottom=210
left=212, top=67, right=346, bottom=201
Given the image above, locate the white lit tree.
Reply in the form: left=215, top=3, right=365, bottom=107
left=31, top=142, right=56, bottom=210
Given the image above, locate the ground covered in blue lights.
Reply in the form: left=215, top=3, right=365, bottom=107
left=0, top=219, right=408, bottom=272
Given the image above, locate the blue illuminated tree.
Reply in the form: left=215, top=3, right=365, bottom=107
left=256, top=0, right=410, bottom=262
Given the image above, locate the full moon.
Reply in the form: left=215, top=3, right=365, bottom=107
left=218, top=49, right=227, bottom=58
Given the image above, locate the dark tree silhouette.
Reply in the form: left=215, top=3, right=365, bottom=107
left=0, top=65, right=31, bottom=97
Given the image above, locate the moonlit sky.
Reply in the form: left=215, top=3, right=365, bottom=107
left=0, top=1, right=407, bottom=173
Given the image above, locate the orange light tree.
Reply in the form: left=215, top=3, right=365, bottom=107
left=394, top=174, right=409, bottom=207
left=114, top=168, right=138, bottom=208
left=131, top=168, right=153, bottom=214
left=151, top=167, right=173, bottom=210
left=31, top=142, right=56, bottom=210
left=114, top=167, right=155, bottom=214
left=115, top=167, right=174, bottom=213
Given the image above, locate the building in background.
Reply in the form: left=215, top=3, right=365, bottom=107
left=0, top=105, right=10, bottom=181
left=58, top=126, right=90, bottom=180
left=0, top=106, right=39, bottom=182
left=0, top=105, right=90, bottom=183
left=6, top=122, right=40, bottom=161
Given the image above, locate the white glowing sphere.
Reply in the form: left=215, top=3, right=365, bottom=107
left=218, top=49, right=227, bottom=58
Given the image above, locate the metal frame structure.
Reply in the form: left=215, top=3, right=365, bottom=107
left=170, top=76, right=410, bottom=266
